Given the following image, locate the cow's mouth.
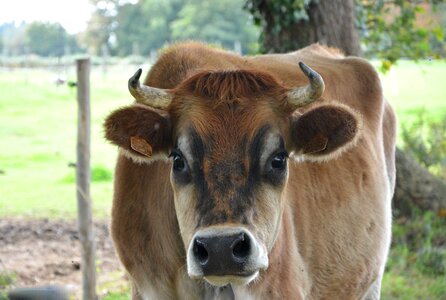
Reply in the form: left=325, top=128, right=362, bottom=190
left=203, top=271, right=259, bottom=286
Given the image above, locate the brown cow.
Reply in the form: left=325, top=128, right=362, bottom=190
left=104, top=42, right=396, bottom=299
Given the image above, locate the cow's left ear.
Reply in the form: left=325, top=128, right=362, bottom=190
left=104, top=104, right=171, bottom=164
left=289, top=104, right=361, bottom=162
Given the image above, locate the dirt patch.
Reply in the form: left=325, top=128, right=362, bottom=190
left=0, top=218, right=128, bottom=297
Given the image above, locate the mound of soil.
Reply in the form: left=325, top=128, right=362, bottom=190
left=0, top=218, right=127, bottom=297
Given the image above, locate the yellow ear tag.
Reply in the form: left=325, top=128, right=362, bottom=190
left=130, top=136, right=153, bottom=157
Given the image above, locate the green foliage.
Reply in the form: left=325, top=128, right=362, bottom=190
left=245, top=0, right=312, bottom=30
left=416, top=247, right=446, bottom=276
left=383, top=210, right=446, bottom=298
left=0, top=21, right=82, bottom=57
left=400, top=109, right=446, bottom=178
left=25, top=22, right=78, bottom=56
left=114, top=0, right=182, bottom=56
left=87, top=0, right=260, bottom=56
left=171, top=0, right=259, bottom=53
left=0, top=271, right=15, bottom=289
left=244, top=0, right=445, bottom=68
left=391, top=211, right=446, bottom=257
left=101, top=291, right=131, bottom=300
left=0, top=22, right=28, bottom=56
left=82, top=0, right=120, bottom=54
left=357, top=0, right=446, bottom=72
left=382, top=269, right=446, bottom=299
left=0, top=22, right=81, bottom=57
left=245, top=0, right=313, bottom=53
left=0, top=271, right=15, bottom=299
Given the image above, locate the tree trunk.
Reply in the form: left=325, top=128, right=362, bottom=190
left=261, top=0, right=361, bottom=56
left=394, top=149, right=446, bottom=216
left=255, top=0, right=446, bottom=215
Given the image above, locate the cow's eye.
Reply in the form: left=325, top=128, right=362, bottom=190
left=170, top=151, right=185, bottom=172
left=271, top=152, right=287, bottom=170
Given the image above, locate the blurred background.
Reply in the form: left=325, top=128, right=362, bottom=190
left=0, top=0, right=445, bottom=299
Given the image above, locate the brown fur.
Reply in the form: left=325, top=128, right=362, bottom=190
left=172, top=69, right=289, bottom=104
left=105, top=42, right=396, bottom=299
left=104, top=104, right=171, bottom=158
left=291, top=103, right=362, bottom=158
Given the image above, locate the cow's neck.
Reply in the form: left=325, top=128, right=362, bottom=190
left=248, top=205, right=310, bottom=299
left=204, top=285, right=235, bottom=300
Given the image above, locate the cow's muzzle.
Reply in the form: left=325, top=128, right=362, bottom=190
left=187, top=227, right=268, bottom=286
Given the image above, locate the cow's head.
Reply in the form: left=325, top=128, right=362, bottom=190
left=104, top=63, right=360, bottom=286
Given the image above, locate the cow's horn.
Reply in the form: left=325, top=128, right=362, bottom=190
left=287, top=62, right=325, bottom=109
left=128, top=68, right=173, bottom=109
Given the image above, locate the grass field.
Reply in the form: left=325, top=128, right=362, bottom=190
left=380, top=60, right=446, bottom=123
left=0, top=66, right=130, bottom=218
left=0, top=60, right=445, bottom=298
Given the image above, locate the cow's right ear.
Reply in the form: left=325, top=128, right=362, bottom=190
left=104, top=104, right=171, bottom=163
left=288, top=103, right=361, bottom=162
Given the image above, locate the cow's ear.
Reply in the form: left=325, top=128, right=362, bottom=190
left=289, top=104, right=361, bottom=162
left=104, top=104, right=171, bottom=163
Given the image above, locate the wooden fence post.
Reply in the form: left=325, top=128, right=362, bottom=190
left=76, top=58, right=97, bottom=300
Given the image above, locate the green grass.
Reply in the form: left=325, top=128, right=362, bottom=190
left=0, top=272, right=15, bottom=290
left=380, top=60, right=446, bottom=123
left=101, top=291, right=132, bottom=300
left=382, top=270, right=446, bottom=300
left=381, top=210, right=446, bottom=299
left=0, top=271, right=16, bottom=300
left=0, top=66, right=132, bottom=218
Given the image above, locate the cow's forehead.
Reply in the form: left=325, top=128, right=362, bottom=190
left=171, top=69, right=289, bottom=105
left=169, top=68, right=290, bottom=141
left=173, top=95, right=287, bottom=151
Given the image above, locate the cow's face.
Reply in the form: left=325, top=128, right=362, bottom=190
left=170, top=103, right=289, bottom=286
left=104, top=68, right=361, bottom=286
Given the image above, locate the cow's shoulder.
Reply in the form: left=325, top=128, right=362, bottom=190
left=288, top=45, right=385, bottom=128
left=334, top=56, right=385, bottom=132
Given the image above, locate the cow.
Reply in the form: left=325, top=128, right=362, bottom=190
left=104, top=42, right=396, bottom=300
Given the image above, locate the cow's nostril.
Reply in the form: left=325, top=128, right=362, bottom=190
left=193, top=239, right=209, bottom=265
left=232, top=233, right=251, bottom=262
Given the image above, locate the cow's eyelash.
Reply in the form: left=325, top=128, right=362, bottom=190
left=169, top=149, right=182, bottom=158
